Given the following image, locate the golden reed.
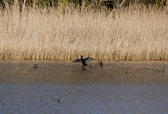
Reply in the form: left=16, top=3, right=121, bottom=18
left=0, top=5, right=168, bottom=61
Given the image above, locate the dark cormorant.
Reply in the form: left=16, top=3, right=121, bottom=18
left=81, top=55, right=88, bottom=66
left=73, top=55, right=94, bottom=66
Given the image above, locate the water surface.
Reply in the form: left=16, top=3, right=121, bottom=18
left=0, top=61, right=168, bottom=114
left=0, top=61, right=168, bottom=85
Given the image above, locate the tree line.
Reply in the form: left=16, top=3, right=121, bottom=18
left=0, top=0, right=167, bottom=10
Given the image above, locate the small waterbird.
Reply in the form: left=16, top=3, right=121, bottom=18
left=99, top=61, right=103, bottom=68
left=126, top=67, right=129, bottom=74
left=34, top=64, right=38, bottom=69
left=57, top=99, right=60, bottom=103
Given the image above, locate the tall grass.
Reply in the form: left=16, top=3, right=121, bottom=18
left=0, top=6, right=168, bottom=61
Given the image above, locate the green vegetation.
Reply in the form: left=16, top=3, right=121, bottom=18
left=0, top=0, right=167, bottom=9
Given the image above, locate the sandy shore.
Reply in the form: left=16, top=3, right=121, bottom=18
left=0, top=84, right=168, bottom=114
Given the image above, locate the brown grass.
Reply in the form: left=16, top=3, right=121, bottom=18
left=0, top=5, right=168, bottom=61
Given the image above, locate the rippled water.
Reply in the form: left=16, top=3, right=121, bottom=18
left=0, top=61, right=168, bottom=85
left=1, top=61, right=168, bottom=114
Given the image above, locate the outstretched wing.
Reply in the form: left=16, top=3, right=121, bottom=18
left=84, top=57, right=94, bottom=62
left=73, top=57, right=94, bottom=63
left=72, top=58, right=81, bottom=62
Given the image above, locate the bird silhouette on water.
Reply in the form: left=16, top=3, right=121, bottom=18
left=99, top=61, right=103, bottom=68
left=73, top=55, right=94, bottom=67
left=81, top=55, right=88, bottom=66
left=34, top=64, right=38, bottom=69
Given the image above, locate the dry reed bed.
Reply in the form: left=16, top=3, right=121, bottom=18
left=0, top=6, right=168, bottom=61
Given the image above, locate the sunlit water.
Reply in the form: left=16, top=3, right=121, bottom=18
left=0, top=61, right=168, bottom=114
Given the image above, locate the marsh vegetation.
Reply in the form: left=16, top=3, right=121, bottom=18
left=0, top=4, right=168, bottom=61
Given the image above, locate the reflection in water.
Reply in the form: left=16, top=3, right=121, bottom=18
left=0, top=61, right=168, bottom=85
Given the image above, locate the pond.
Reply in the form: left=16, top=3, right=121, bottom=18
left=0, top=61, right=168, bottom=114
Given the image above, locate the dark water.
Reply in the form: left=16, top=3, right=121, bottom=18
left=0, top=61, right=168, bottom=85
